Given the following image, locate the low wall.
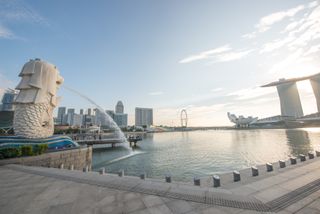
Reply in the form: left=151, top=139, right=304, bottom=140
left=0, top=146, right=92, bottom=170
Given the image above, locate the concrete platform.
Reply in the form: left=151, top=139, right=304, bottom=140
left=1, top=156, right=320, bottom=213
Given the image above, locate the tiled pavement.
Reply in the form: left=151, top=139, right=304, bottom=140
left=2, top=157, right=320, bottom=214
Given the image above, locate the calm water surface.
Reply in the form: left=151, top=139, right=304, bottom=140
left=92, top=128, right=320, bottom=181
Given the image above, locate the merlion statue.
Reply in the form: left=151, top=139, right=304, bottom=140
left=13, top=59, right=64, bottom=138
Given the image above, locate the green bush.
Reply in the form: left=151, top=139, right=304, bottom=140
left=0, top=148, right=22, bottom=159
left=21, top=145, right=33, bottom=156
left=0, top=144, right=49, bottom=159
left=33, top=144, right=48, bottom=155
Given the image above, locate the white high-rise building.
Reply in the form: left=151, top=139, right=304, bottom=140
left=135, top=107, right=153, bottom=127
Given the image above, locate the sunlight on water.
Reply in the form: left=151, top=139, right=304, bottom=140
left=93, top=129, right=320, bottom=181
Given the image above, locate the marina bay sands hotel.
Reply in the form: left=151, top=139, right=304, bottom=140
left=262, top=73, right=320, bottom=119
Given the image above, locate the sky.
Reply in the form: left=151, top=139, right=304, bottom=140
left=0, top=0, right=320, bottom=126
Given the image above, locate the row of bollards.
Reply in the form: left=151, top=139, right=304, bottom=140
left=58, top=150, right=320, bottom=189
left=59, top=164, right=75, bottom=170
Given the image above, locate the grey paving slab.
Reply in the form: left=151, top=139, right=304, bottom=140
left=148, top=204, right=173, bottom=214
left=142, top=195, right=165, bottom=208
left=307, top=199, right=320, bottom=211
left=165, top=200, right=194, bottom=214
left=253, top=185, right=291, bottom=203
left=283, top=196, right=317, bottom=213
left=2, top=159, right=320, bottom=214
left=295, top=207, right=320, bottom=214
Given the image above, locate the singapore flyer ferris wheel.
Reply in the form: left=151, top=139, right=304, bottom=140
left=180, top=109, right=188, bottom=128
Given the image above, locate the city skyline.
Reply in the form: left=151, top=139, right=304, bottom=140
left=0, top=0, right=320, bottom=126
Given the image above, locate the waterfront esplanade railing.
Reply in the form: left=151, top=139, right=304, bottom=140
left=261, top=73, right=320, bottom=118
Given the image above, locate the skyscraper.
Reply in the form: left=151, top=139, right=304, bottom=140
left=1, top=89, right=18, bottom=111
left=67, top=108, right=75, bottom=125
left=262, top=78, right=304, bottom=118
left=115, top=101, right=124, bottom=113
left=135, top=107, right=153, bottom=127
left=57, top=107, right=66, bottom=125
left=87, top=108, right=92, bottom=116
left=114, top=113, right=128, bottom=127
left=310, top=75, right=320, bottom=112
left=276, top=82, right=303, bottom=117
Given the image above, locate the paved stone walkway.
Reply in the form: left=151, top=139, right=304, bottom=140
left=2, top=156, right=320, bottom=213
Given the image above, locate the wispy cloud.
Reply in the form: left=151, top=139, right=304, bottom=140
left=0, top=0, right=48, bottom=25
left=211, top=49, right=253, bottom=63
left=256, top=4, right=305, bottom=32
left=242, top=32, right=256, bottom=39
left=179, top=45, right=231, bottom=63
left=227, top=86, right=276, bottom=100
left=0, top=24, right=13, bottom=38
left=179, top=45, right=253, bottom=64
left=260, top=37, right=295, bottom=53
left=148, top=91, right=164, bottom=96
left=262, top=3, right=320, bottom=77
left=0, top=0, right=48, bottom=39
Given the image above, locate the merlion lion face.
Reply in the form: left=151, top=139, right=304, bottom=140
left=13, top=59, right=64, bottom=139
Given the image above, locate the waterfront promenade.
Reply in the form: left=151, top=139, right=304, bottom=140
left=2, top=155, right=320, bottom=214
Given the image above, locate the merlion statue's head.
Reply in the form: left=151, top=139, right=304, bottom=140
left=13, top=59, right=64, bottom=139
left=15, top=58, right=64, bottom=106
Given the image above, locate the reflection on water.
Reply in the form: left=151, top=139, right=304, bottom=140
left=92, top=128, right=320, bottom=182
left=286, top=129, right=311, bottom=155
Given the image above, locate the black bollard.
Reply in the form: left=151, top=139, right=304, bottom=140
left=140, top=172, right=146, bottom=180
left=83, top=165, right=89, bottom=172
left=308, top=152, right=315, bottom=159
left=279, top=160, right=286, bottom=168
left=299, top=154, right=306, bottom=162
left=165, top=175, right=171, bottom=183
left=193, top=177, right=200, bottom=186
left=99, top=167, right=105, bottom=175
left=118, top=169, right=124, bottom=177
left=251, top=166, right=259, bottom=176
left=213, top=175, right=220, bottom=187
left=233, top=171, right=240, bottom=182
left=266, top=163, right=273, bottom=172
left=290, top=157, right=297, bottom=165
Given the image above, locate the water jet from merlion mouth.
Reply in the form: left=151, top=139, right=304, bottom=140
left=62, top=85, right=128, bottom=146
